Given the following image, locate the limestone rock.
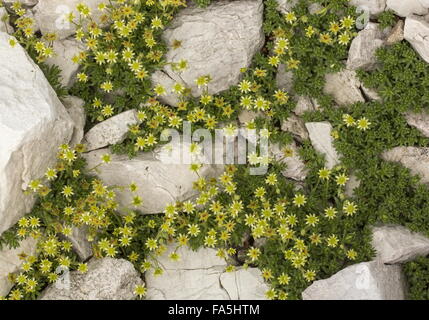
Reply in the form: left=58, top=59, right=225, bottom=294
left=372, top=225, right=429, bottom=264
left=324, top=69, right=365, bottom=106
left=0, top=8, right=13, bottom=34
left=33, top=0, right=108, bottom=40
left=238, top=110, right=264, bottom=126
left=146, top=243, right=267, bottom=300
left=62, top=96, right=86, bottom=146
left=405, top=111, right=429, bottom=138
left=349, top=0, right=386, bottom=16
left=302, top=261, right=406, bottom=300
left=46, top=38, right=85, bottom=88
left=0, top=32, right=74, bottom=236
left=294, top=96, right=317, bottom=116
left=3, top=0, right=38, bottom=7
left=66, top=227, right=93, bottom=262
left=361, top=84, right=382, bottom=101
left=83, top=144, right=222, bottom=214
left=0, top=237, right=37, bottom=297
left=347, top=23, right=386, bottom=71
left=145, top=244, right=229, bottom=300
left=386, top=0, right=428, bottom=17
left=404, top=16, right=429, bottom=63
left=84, top=110, right=138, bottom=151
left=345, top=173, right=361, bottom=197
left=39, top=258, right=143, bottom=300
left=275, top=0, right=298, bottom=14
left=220, top=268, right=268, bottom=300
left=281, top=114, right=309, bottom=141
left=271, top=142, right=307, bottom=181
left=152, top=0, right=264, bottom=107
left=276, top=64, right=294, bottom=93
left=386, top=20, right=405, bottom=45
left=382, top=147, right=429, bottom=183
left=305, top=122, right=340, bottom=169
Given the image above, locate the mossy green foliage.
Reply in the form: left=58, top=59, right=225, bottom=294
left=405, top=256, right=429, bottom=300
left=358, top=42, right=429, bottom=113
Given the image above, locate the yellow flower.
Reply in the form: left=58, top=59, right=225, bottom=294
left=326, top=234, right=339, bottom=247
left=293, top=194, right=306, bottom=207
left=357, top=117, right=371, bottom=130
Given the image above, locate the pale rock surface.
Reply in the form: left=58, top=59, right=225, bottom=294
left=294, top=96, right=317, bottom=116
left=152, top=0, right=264, bottom=107
left=347, top=23, right=386, bottom=71
left=83, top=144, right=222, bottom=214
left=65, top=227, right=93, bottom=262
left=220, top=268, right=268, bottom=300
left=238, top=110, right=264, bottom=126
left=372, top=225, right=429, bottom=264
left=345, top=173, right=361, bottom=197
left=275, top=0, right=298, bottom=14
left=32, top=0, right=108, bottom=40
left=276, top=64, right=294, bottom=93
left=404, top=16, right=429, bottom=63
left=84, top=110, right=138, bottom=151
left=405, top=111, right=429, bottom=138
left=0, top=237, right=37, bottom=297
left=46, top=38, right=85, bottom=88
left=39, top=258, right=142, bottom=300
left=386, top=20, right=405, bottom=45
left=305, top=122, right=340, bottom=169
left=0, top=8, right=13, bottom=34
left=0, top=32, right=74, bottom=236
left=361, top=84, right=382, bottom=101
left=62, top=96, right=86, bottom=146
left=3, top=0, right=38, bottom=7
left=349, top=0, right=386, bottom=16
left=146, top=243, right=267, bottom=300
left=281, top=114, right=309, bottom=141
left=145, top=244, right=229, bottom=300
left=302, top=261, right=406, bottom=300
left=324, top=69, right=365, bottom=106
left=308, top=3, right=323, bottom=15
left=386, top=0, right=428, bottom=17
left=271, top=142, right=307, bottom=181
left=382, top=147, right=429, bottom=183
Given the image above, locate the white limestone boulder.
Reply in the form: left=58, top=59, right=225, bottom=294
left=145, top=244, right=229, bottom=300
left=382, top=147, right=429, bottom=183
left=0, top=8, right=13, bottom=34
left=404, top=15, right=429, bottom=64
left=220, top=268, right=268, bottom=300
left=324, top=69, right=365, bottom=106
left=405, top=111, right=429, bottom=138
left=305, top=122, right=340, bottom=169
left=83, top=143, right=223, bottom=214
left=386, top=20, right=404, bottom=45
left=347, top=23, right=386, bottom=71
left=386, top=0, right=428, bottom=17
left=302, top=261, right=406, bottom=300
left=83, top=110, right=138, bottom=151
left=349, top=0, right=386, bottom=16
left=62, top=96, right=86, bottom=146
left=46, top=38, right=85, bottom=88
left=270, top=142, right=308, bottom=181
left=32, top=0, right=108, bottom=40
left=275, top=0, right=298, bottom=14
left=372, top=225, right=429, bottom=264
left=0, top=237, right=37, bottom=297
left=151, top=0, right=264, bottom=107
left=39, top=258, right=143, bottom=300
left=281, top=114, right=309, bottom=142
left=146, top=243, right=267, bottom=300
left=0, top=32, right=74, bottom=236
